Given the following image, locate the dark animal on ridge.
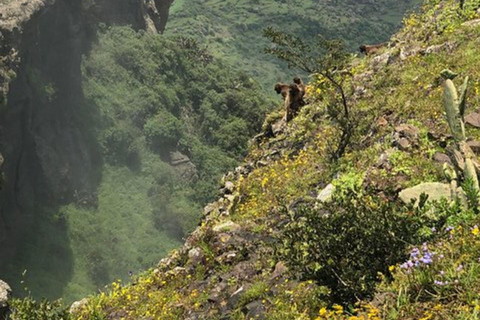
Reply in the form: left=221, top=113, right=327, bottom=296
left=359, top=43, right=387, bottom=56
left=275, top=77, right=307, bottom=122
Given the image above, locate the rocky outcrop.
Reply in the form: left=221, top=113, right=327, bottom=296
left=0, top=0, right=174, bottom=281
left=0, top=280, right=11, bottom=320
left=0, top=0, right=174, bottom=110
left=399, top=182, right=453, bottom=206
left=169, top=150, right=198, bottom=181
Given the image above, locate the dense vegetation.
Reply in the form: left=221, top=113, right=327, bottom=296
left=6, top=26, right=274, bottom=303
left=166, top=0, right=421, bottom=91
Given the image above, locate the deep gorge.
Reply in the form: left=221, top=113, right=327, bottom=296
left=0, top=0, right=176, bottom=301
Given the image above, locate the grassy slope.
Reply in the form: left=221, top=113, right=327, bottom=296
left=166, top=0, right=421, bottom=92
left=66, top=0, right=480, bottom=319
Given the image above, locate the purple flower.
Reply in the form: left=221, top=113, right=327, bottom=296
left=439, top=270, right=445, bottom=276
left=439, top=254, right=444, bottom=259
left=456, top=265, right=464, bottom=272
left=420, top=254, right=433, bottom=265
left=432, top=227, right=437, bottom=233
left=410, top=248, right=420, bottom=258
left=446, top=226, right=454, bottom=232
left=434, top=280, right=444, bottom=286
left=401, top=260, right=415, bottom=270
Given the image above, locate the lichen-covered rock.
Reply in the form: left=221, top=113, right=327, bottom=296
left=212, top=220, right=241, bottom=233
left=393, top=124, right=420, bottom=150
left=433, top=152, right=452, bottom=165
left=317, top=183, right=335, bottom=203
left=399, top=182, right=452, bottom=206
left=372, top=52, right=394, bottom=71
left=0, top=280, right=11, bottom=319
left=424, top=41, right=457, bottom=55
left=187, top=247, right=205, bottom=265
left=462, top=19, right=480, bottom=27
left=69, top=298, right=89, bottom=315
left=170, top=151, right=198, bottom=181
left=465, top=112, right=480, bottom=127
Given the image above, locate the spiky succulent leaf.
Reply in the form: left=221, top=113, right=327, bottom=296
left=444, top=79, right=465, bottom=141
left=465, top=159, right=480, bottom=193
left=458, top=76, right=469, bottom=117
left=440, top=69, right=458, bottom=80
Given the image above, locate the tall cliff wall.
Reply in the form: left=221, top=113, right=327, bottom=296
left=0, top=0, right=173, bottom=267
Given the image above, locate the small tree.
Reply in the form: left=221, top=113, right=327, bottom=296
left=144, top=110, right=182, bottom=151
left=263, top=27, right=353, bottom=160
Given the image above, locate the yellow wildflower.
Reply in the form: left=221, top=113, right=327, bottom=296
left=333, top=304, right=344, bottom=314
left=319, top=307, right=327, bottom=316
left=420, top=311, right=433, bottom=320
left=472, top=225, right=479, bottom=236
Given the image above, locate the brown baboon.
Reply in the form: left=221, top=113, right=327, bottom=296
left=274, top=83, right=290, bottom=99
left=359, top=43, right=387, bottom=56
left=293, top=77, right=306, bottom=106
left=288, top=84, right=303, bottom=121
left=275, top=78, right=305, bottom=122
left=275, top=83, right=292, bottom=121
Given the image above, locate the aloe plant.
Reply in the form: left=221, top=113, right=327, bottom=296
left=442, top=72, right=480, bottom=197
left=443, top=75, right=468, bottom=142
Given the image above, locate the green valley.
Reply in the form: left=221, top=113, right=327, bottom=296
left=167, top=0, right=421, bottom=91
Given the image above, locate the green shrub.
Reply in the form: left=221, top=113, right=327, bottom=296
left=99, top=123, right=137, bottom=165
left=277, top=190, right=448, bottom=305
left=9, top=296, right=70, bottom=320
left=212, top=117, right=249, bottom=157
left=144, top=110, right=182, bottom=152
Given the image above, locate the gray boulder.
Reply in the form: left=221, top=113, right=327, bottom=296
left=465, top=112, right=480, bottom=128
left=399, top=182, right=452, bottom=206
left=0, top=280, right=11, bottom=320
left=169, top=151, right=198, bottom=181
left=69, top=298, right=89, bottom=315
left=317, top=183, right=336, bottom=203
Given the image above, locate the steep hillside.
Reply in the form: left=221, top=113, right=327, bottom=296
left=166, top=0, right=421, bottom=91
left=0, top=0, right=176, bottom=303
left=41, top=0, right=480, bottom=319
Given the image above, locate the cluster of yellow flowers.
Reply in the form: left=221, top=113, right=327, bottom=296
left=314, top=303, right=380, bottom=320
left=236, top=146, right=323, bottom=220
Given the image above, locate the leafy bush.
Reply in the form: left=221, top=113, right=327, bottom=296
left=144, top=110, right=182, bottom=151
left=100, top=123, right=137, bottom=164
left=9, top=296, right=70, bottom=320
left=277, top=190, right=448, bottom=304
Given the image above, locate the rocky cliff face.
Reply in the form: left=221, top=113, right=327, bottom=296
left=0, top=0, right=173, bottom=264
